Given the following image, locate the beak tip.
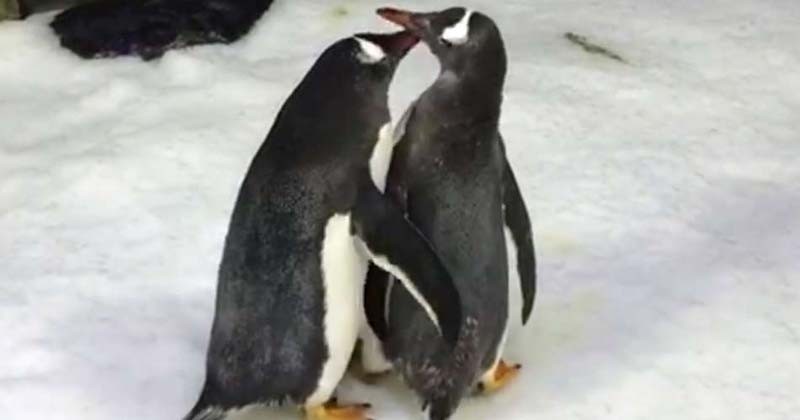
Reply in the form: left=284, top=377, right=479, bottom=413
left=376, top=7, right=398, bottom=16
left=376, top=7, right=415, bottom=30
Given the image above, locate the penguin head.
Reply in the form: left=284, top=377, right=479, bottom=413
left=377, top=7, right=506, bottom=82
left=352, top=31, right=420, bottom=68
left=294, top=30, right=419, bottom=106
left=331, top=30, right=420, bottom=88
left=276, top=31, right=419, bottom=144
left=284, top=30, right=419, bottom=121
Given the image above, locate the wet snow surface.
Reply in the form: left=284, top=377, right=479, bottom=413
left=1, top=0, right=798, bottom=419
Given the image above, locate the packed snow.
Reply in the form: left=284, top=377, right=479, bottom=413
left=1, top=0, right=798, bottom=419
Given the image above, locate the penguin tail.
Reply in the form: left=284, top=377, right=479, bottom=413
left=50, top=0, right=275, bottom=60
left=184, top=400, right=228, bottom=420
left=184, top=409, right=226, bottom=420
left=183, top=382, right=227, bottom=420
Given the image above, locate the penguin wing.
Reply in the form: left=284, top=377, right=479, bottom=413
left=352, top=176, right=462, bottom=347
left=500, top=136, right=538, bottom=325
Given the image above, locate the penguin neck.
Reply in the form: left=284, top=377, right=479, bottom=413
left=426, top=66, right=504, bottom=127
left=298, top=81, right=389, bottom=125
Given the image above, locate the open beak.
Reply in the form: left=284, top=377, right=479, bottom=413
left=377, top=7, right=422, bottom=34
left=373, top=30, right=420, bottom=57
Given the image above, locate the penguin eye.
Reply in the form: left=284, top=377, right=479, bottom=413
left=439, top=37, right=454, bottom=48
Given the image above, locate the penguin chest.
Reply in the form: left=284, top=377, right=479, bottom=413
left=308, top=213, right=367, bottom=404
left=369, top=123, right=394, bottom=192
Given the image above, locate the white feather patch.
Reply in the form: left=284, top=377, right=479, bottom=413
left=307, top=214, right=367, bottom=406
left=441, top=10, right=474, bottom=45
left=354, top=37, right=386, bottom=64
left=480, top=321, right=510, bottom=385
left=358, top=322, right=393, bottom=374
left=393, top=101, right=415, bottom=143
left=369, top=123, right=395, bottom=191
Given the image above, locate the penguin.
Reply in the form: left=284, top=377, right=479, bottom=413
left=361, top=7, right=537, bottom=420
left=185, top=30, right=463, bottom=420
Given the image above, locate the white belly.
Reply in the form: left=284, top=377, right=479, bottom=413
left=306, top=213, right=368, bottom=406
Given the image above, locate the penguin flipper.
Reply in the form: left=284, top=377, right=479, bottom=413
left=501, top=146, right=537, bottom=325
left=351, top=179, right=462, bottom=347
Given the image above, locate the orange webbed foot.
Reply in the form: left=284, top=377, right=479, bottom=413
left=305, top=400, right=372, bottom=420
left=478, top=359, right=522, bottom=394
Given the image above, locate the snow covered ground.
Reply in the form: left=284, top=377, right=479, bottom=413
left=1, top=0, right=799, bottom=419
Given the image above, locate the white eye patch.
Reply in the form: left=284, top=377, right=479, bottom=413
left=441, top=9, right=474, bottom=45
left=354, top=37, right=386, bottom=64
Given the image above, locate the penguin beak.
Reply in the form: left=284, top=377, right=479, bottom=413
left=371, top=30, right=420, bottom=58
left=377, top=7, right=428, bottom=37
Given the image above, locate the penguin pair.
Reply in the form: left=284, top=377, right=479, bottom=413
left=185, top=29, right=464, bottom=420
left=359, top=7, right=537, bottom=420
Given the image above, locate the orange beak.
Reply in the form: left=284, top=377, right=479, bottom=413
left=377, top=7, right=420, bottom=32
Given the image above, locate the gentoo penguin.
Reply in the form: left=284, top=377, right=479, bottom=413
left=185, top=30, right=462, bottom=420
left=362, top=7, right=537, bottom=419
